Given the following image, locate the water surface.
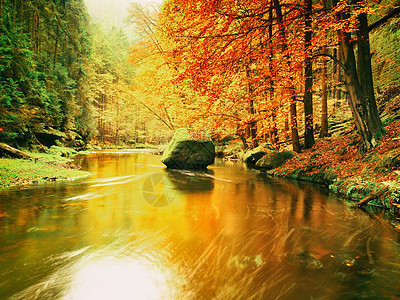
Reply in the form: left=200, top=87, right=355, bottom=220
left=0, top=151, right=399, bottom=299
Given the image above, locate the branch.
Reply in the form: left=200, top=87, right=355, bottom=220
left=369, top=6, right=400, bottom=32
left=355, top=187, right=389, bottom=207
left=312, top=53, right=347, bottom=73
left=128, top=91, right=175, bottom=131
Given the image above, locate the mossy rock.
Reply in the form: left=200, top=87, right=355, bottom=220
left=243, top=143, right=275, bottom=166
left=255, top=150, right=296, bottom=170
left=49, top=146, right=77, bottom=158
left=161, top=128, right=215, bottom=170
left=243, top=150, right=267, bottom=166
left=34, top=128, right=67, bottom=147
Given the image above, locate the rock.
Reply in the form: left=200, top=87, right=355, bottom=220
left=286, top=253, right=323, bottom=270
left=215, top=150, right=224, bottom=158
left=255, top=150, right=295, bottom=170
left=298, top=254, right=323, bottom=270
left=243, top=143, right=275, bottom=166
left=49, top=146, right=77, bottom=157
left=34, top=127, right=67, bottom=147
left=161, top=128, right=215, bottom=170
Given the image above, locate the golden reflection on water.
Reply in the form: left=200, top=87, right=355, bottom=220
left=65, top=256, right=174, bottom=300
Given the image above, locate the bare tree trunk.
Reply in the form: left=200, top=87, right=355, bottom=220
left=290, top=100, right=301, bottom=152
left=0, top=143, right=32, bottom=159
left=334, top=0, right=383, bottom=150
left=284, top=113, right=289, bottom=140
left=331, top=47, right=338, bottom=103
left=319, top=0, right=329, bottom=138
left=320, top=50, right=329, bottom=137
left=115, top=99, right=120, bottom=145
left=304, top=0, right=315, bottom=148
left=53, top=17, right=60, bottom=69
left=269, top=5, right=278, bottom=145
left=273, top=0, right=300, bottom=152
left=246, top=64, right=258, bottom=148
left=356, top=8, right=381, bottom=132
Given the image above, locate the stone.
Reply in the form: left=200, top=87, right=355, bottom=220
left=243, top=143, right=275, bottom=166
left=161, top=128, right=215, bottom=170
left=49, top=146, right=77, bottom=157
left=34, top=127, right=67, bottom=147
left=255, top=150, right=295, bottom=170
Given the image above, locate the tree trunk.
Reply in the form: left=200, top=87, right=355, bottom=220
left=320, top=48, right=328, bottom=137
left=356, top=9, right=382, bottom=133
left=115, top=99, right=120, bottom=145
left=246, top=64, right=258, bottom=147
left=269, top=5, right=278, bottom=144
left=334, top=0, right=383, bottom=150
left=356, top=187, right=388, bottom=207
left=53, top=17, right=60, bottom=69
left=284, top=114, right=290, bottom=140
left=0, top=143, right=32, bottom=159
left=290, top=100, right=301, bottom=152
left=304, top=0, right=314, bottom=148
left=273, top=0, right=300, bottom=152
left=331, top=47, right=338, bottom=103
left=319, top=0, right=329, bottom=138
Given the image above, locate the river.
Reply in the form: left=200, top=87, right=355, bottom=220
left=0, top=150, right=399, bottom=299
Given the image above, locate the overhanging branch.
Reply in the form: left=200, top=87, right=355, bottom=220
left=312, top=53, right=347, bottom=73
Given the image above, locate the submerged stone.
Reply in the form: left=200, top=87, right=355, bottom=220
left=161, top=128, right=215, bottom=170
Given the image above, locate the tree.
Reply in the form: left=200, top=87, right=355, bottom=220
left=332, top=0, right=383, bottom=150
left=0, top=0, right=96, bottom=147
left=272, top=0, right=301, bottom=152
left=303, top=0, right=315, bottom=148
left=319, top=0, right=329, bottom=138
left=158, top=0, right=310, bottom=151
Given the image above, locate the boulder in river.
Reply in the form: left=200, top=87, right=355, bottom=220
left=243, top=143, right=275, bottom=166
left=161, top=128, right=215, bottom=170
left=255, top=150, right=295, bottom=170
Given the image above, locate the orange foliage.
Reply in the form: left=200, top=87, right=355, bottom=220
left=274, top=120, right=400, bottom=183
left=159, top=0, right=309, bottom=137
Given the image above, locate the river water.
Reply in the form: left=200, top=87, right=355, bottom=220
left=0, top=150, right=399, bottom=299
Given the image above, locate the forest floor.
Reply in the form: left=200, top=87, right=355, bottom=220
left=0, top=148, right=90, bottom=189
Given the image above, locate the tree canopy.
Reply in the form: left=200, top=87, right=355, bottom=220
left=0, top=0, right=394, bottom=152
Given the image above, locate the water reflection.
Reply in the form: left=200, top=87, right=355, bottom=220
left=67, top=257, right=169, bottom=299
left=9, top=232, right=182, bottom=300
left=164, top=169, right=215, bottom=192
left=0, top=151, right=399, bottom=299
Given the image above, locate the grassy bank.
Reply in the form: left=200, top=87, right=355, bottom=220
left=0, top=147, right=90, bottom=189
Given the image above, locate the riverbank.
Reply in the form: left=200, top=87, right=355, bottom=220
left=264, top=120, right=400, bottom=220
left=0, top=147, right=90, bottom=189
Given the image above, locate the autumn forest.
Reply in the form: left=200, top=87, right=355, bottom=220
left=1, top=0, right=399, bottom=153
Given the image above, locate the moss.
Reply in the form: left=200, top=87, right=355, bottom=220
left=0, top=157, right=90, bottom=189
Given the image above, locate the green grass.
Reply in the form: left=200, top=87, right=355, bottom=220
left=0, top=151, right=90, bottom=189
